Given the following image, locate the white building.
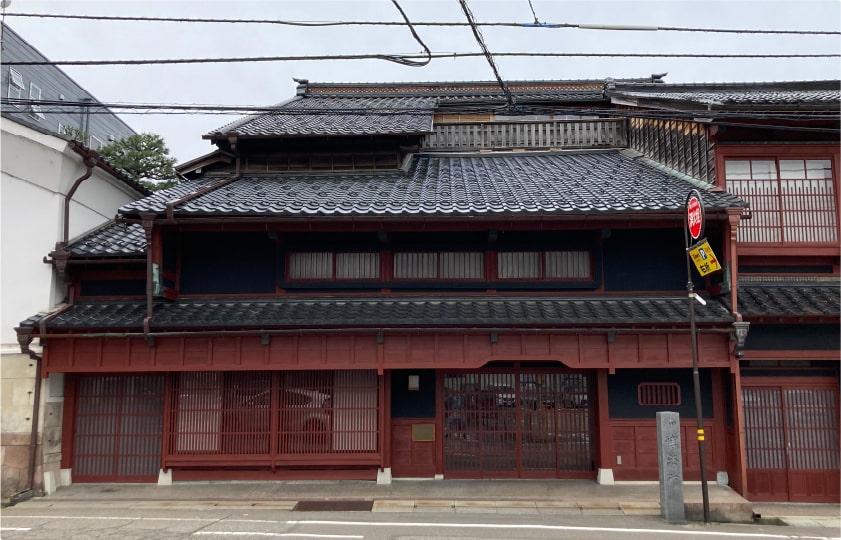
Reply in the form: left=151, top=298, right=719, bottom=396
left=1, top=118, right=149, bottom=502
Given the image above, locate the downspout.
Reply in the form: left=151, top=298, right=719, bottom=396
left=140, top=213, right=156, bottom=344
left=725, top=206, right=750, bottom=496
left=63, top=149, right=97, bottom=245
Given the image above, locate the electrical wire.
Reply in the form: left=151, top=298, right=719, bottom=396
left=458, top=0, right=513, bottom=109
left=385, top=0, right=430, bottom=67
left=526, top=0, right=540, bottom=25
left=4, top=12, right=840, bottom=35
left=5, top=50, right=838, bottom=66
left=4, top=97, right=838, bottom=126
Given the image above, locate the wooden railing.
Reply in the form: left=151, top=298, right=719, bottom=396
left=423, top=119, right=627, bottom=151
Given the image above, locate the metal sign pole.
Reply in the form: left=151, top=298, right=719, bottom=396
left=684, top=189, right=711, bottom=524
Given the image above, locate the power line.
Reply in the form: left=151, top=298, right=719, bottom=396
left=5, top=12, right=840, bottom=35
left=526, top=0, right=540, bottom=25
left=382, top=0, right=430, bottom=67
left=4, top=98, right=838, bottom=125
left=458, top=0, right=513, bottom=109
left=6, top=50, right=838, bottom=67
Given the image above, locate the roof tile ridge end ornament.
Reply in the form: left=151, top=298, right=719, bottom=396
left=164, top=157, right=241, bottom=221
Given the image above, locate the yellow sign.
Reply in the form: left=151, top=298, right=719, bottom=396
left=689, top=240, right=721, bottom=276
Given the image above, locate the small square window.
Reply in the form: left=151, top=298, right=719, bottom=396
left=29, top=82, right=41, bottom=100
left=89, top=135, right=103, bottom=150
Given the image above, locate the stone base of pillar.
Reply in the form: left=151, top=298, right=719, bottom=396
left=376, top=467, right=392, bottom=485
left=597, top=468, right=615, bottom=485
left=157, top=469, right=172, bottom=486
left=60, top=469, right=72, bottom=487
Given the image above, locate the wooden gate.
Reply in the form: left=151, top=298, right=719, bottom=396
left=743, top=380, right=840, bottom=502
left=443, top=370, right=594, bottom=478
left=73, top=375, right=165, bottom=482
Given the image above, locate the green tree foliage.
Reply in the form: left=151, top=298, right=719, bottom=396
left=98, top=133, right=178, bottom=191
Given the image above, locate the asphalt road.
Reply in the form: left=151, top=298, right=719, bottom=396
left=2, top=507, right=839, bottom=540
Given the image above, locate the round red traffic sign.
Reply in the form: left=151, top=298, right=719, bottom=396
left=687, top=195, right=703, bottom=240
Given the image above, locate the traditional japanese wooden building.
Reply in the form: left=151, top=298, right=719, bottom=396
left=17, top=78, right=839, bottom=502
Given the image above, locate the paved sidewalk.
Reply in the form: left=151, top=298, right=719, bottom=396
left=752, top=502, right=841, bottom=529
left=5, top=479, right=789, bottom=523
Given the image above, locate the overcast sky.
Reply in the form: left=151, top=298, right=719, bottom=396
left=4, top=0, right=840, bottom=163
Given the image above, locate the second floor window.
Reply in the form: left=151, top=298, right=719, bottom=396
left=498, top=251, right=591, bottom=280
left=393, top=252, right=483, bottom=280
left=288, top=252, right=380, bottom=280
left=726, top=158, right=837, bottom=244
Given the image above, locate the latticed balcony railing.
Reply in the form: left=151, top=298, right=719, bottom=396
left=423, top=119, right=627, bottom=151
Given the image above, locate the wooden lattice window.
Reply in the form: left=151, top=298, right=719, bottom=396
left=288, top=252, right=380, bottom=280
left=393, top=251, right=483, bottom=280
left=725, top=158, right=837, bottom=244
left=497, top=251, right=591, bottom=280
left=638, top=382, right=681, bottom=406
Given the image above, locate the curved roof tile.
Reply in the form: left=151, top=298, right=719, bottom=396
left=120, top=151, right=745, bottom=219
left=40, top=295, right=734, bottom=330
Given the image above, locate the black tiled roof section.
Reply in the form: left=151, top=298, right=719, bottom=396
left=120, top=151, right=746, bottom=218
left=609, top=80, right=841, bottom=107
left=207, top=96, right=435, bottom=138
left=40, top=295, right=734, bottom=330
left=67, top=222, right=146, bottom=257
left=737, top=283, right=840, bottom=318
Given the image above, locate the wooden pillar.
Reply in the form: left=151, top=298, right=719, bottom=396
left=596, top=368, right=614, bottom=483
left=731, top=361, right=748, bottom=495
left=710, top=368, right=727, bottom=474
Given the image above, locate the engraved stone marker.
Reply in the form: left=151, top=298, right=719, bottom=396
left=657, top=411, right=685, bottom=523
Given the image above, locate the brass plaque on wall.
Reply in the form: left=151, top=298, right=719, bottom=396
left=412, top=423, right=435, bottom=442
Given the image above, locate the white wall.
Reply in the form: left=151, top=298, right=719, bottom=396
left=0, top=119, right=142, bottom=350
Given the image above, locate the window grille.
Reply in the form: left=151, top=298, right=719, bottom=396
left=394, top=252, right=483, bottom=279
left=288, top=252, right=379, bottom=280
left=168, top=370, right=379, bottom=458
left=726, top=158, right=837, bottom=244
left=498, top=251, right=591, bottom=280
left=637, top=382, right=681, bottom=406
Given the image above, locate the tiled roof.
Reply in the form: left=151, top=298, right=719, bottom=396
left=737, top=282, right=840, bottom=318
left=206, top=96, right=436, bottom=139
left=37, top=295, right=734, bottom=330
left=299, top=79, right=645, bottom=103
left=120, top=150, right=746, bottom=218
left=608, top=80, right=841, bottom=107
left=67, top=222, right=146, bottom=257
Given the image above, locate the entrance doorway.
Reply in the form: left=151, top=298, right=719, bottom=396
left=443, top=370, right=594, bottom=478
left=73, top=375, right=164, bottom=481
left=743, top=380, right=840, bottom=502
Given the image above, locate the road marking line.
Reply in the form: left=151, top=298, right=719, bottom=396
left=194, top=534, right=363, bottom=539
left=1, top=528, right=32, bottom=531
left=288, top=519, right=840, bottom=540
left=4, top=514, right=836, bottom=540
